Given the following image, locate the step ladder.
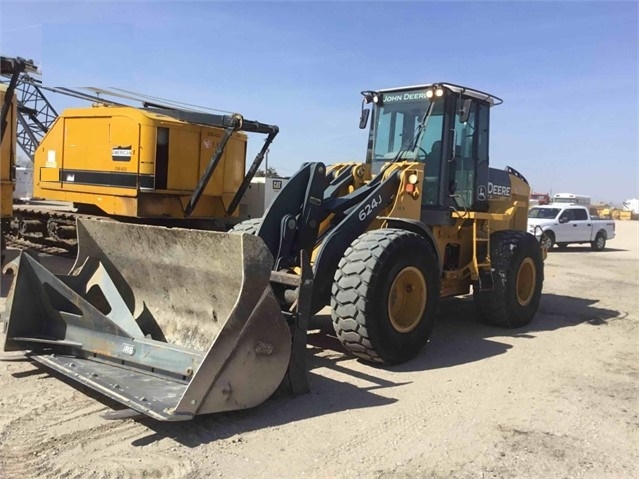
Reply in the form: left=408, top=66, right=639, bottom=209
left=472, top=219, right=494, bottom=291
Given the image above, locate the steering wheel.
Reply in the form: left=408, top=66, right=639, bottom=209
left=417, top=147, right=428, bottom=161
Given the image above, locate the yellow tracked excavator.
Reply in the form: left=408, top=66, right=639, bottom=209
left=2, top=82, right=545, bottom=421
left=0, top=56, right=280, bottom=253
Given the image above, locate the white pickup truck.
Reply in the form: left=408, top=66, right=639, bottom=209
left=528, top=204, right=615, bottom=251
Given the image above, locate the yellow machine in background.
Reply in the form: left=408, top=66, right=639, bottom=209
left=9, top=89, right=279, bottom=249
left=0, top=83, right=16, bottom=223
left=35, top=105, right=248, bottom=219
left=1, top=57, right=33, bottom=261
left=2, top=55, right=279, bottom=255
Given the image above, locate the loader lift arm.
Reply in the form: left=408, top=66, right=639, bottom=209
left=231, top=162, right=402, bottom=395
left=254, top=162, right=402, bottom=312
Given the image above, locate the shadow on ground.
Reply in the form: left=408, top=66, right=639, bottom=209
left=308, top=293, right=624, bottom=374
left=124, top=293, right=622, bottom=446
left=129, top=345, right=405, bottom=447
left=1, top=249, right=624, bottom=446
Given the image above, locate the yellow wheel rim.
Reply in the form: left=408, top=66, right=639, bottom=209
left=516, top=258, right=536, bottom=307
left=388, top=267, right=427, bottom=333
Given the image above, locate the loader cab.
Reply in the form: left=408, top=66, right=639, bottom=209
left=362, top=83, right=501, bottom=224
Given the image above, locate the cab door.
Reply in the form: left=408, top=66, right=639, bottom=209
left=556, top=208, right=576, bottom=242
left=571, top=207, right=591, bottom=241
left=446, top=97, right=490, bottom=213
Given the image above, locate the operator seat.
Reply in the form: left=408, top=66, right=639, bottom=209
left=427, top=140, right=442, bottom=163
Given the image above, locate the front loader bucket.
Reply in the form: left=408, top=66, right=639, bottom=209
left=3, top=219, right=292, bottom=421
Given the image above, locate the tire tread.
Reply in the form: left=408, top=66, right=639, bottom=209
left=331, top=229, right=439, bottom=364
left=474, top=230, right=543, bottom=328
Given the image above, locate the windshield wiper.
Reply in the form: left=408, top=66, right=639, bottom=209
left=392, top=101, right=434, bottom=163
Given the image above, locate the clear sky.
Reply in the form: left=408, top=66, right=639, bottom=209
left=1, top=0, right=637, bottom=203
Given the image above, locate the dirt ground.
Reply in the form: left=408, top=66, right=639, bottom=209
left=0, top=222, right=637, bottom=479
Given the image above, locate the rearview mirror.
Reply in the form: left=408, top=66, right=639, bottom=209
left=359, top=107, right=370, bottom=129
left=460, top=99, right=472, bottom=123
left=559, top=216, right=569, bottom=224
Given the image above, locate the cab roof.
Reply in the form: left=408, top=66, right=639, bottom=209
left=378, top=82, right=503, bottom=107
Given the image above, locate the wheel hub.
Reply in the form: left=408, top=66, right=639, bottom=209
left=388, top=266, right=427, bottom=333
left=516, top=258, right=536, bottom=307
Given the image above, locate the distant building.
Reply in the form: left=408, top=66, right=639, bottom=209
left=552, top=193, right=591, bottom=206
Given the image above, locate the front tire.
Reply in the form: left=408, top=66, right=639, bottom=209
left=474, top=231, right=544, bottom=328
left=331, top=229, right=441, bottom=364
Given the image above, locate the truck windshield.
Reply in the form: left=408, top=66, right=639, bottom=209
left=371, top=89, right=444, bottom=174
left=528, top=207, right=560, bottom=219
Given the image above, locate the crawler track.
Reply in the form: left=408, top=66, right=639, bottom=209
left=6, top=204, right=95, bottom=254
left=3, top=202, right=238, bottom=260
left=4, top=235, right=76, bottom=257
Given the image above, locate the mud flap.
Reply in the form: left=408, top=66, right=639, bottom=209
left=3, top=219, right=292, bottom=421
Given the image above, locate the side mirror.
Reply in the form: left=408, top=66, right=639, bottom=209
left=559, top=216, right=569, bottom=224
left=359, top=107, right=370, bottom=130
left=459, top=98, right=472, bottom=123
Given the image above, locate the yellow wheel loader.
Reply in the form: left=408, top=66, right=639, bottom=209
left=2, top=82, right=545, bottom=421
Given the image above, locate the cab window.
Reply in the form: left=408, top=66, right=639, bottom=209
left=559, top=209, right=575, bottom=221
left=451, top=98, right=477, bottom=208
left=573, top=209, right=588, bottom=221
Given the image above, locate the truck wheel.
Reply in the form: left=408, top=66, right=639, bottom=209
left=229, top=218, right=262, bottom=235
left=557, top=242, right=568, bottom=249
left=541, top=230, right=555, bottom=249
left=474, top=231, right=544, bottom=328
left=591, top=233, right=606, bottom=251
left=331, top=229, right=441, bottom=364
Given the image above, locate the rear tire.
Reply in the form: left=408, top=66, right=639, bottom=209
left=229, top=218, right=262, bottom=235
left=591, top=232, right=606, bottom=251
left=557, top=242, right=568, bottom=249
left=331, top=229, right=441, bottom=364
left=474, top=231, right=544, bottom=328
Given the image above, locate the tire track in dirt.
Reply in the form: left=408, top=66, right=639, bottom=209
left=0, top=387, right=196, bottom=479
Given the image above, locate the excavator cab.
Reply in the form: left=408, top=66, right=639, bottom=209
left=3, top=82, right=544, bottom=421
